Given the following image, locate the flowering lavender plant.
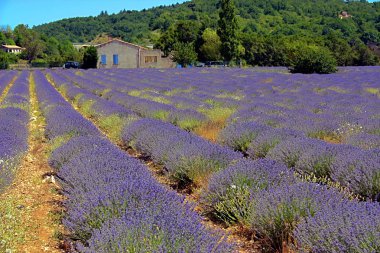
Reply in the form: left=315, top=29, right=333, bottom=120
left=248, top=182, right=348, bottom=251
left=294, top=200, right=380, bottom=253
left=203, top=158, right=297, bottom=225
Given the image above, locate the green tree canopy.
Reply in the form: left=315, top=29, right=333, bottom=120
left=217, top=0, right=239, bottom=63
left=172, top=42, right=197, bottom=67
left=289, top=45, right=337, bottom=74
left=199, top=28, right=222, bottom=61
left=82, top=46, right=98, bottom=69
left=0, top=51, right=9, bottom=69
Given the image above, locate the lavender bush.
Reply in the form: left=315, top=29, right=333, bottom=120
left=0, top=72, right=29, bottom=192
left=248, top=182, right=348, bottom=251
left=203, top=158, right=297, bottom=225
left=331, top=148, right=380, bottom=199
left=122, top=118, right=242, bottom=186
left=247, top=128, right=302, bottom=158
left=218, top=122, right=270, bottom=152
left=294, top=200, right=380, bottom=253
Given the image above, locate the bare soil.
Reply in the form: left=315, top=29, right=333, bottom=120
left=0, top=74, right=64, bottom=253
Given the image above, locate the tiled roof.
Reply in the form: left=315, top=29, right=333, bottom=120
left=95, top=39, right=148, bottom=50
left=1, top=45, right=24, bottom=49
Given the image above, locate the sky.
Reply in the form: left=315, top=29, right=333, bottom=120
left=0, top=0, right=188, bottom=28
left=0, top=0, right=378, bottom=29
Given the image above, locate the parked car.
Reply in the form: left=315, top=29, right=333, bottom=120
left=205, top=61, right=227, bottom=67
left=63, top=61, right=80, bottom=69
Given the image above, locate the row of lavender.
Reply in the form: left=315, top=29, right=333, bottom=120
left=219, top=121, right=380, bottom=201
left=52, top=68, right=380, bottom=152
left=0, top=71, right=29, bottom=192
left=54, top=69, right=380, bottom=201
left=88, top=67, right=380, bottom=148
left=48, top=70, right=380, bottom=252
left=0, top=71, right=17, bottom=95
left=34, top=71, right=232, bottom=252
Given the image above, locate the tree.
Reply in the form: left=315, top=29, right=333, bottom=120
left=0, top=51, right=9, bottom=69
left=289, top=45, right=337, bottom=74
left=172, top=42, right=197, bottom=67
left=217, top=0, right=239, bottom=63
left=199, top=28, right=222, bottom=61
left=82, top=46, right=98, bottom=69
left=13, top=24, right=44, bottom=62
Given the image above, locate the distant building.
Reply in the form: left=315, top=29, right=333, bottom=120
left=339, top=11, right=352, bottom=19
left=95, top=39, right=174, bottom=68
left=1, top=44, right=25, bottom=54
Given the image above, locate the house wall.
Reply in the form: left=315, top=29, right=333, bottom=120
left=139, top=49, right=163, bottom=68
left=97, top=41, right=139, bottom=68
left=96, top=40, right=174, bottom=69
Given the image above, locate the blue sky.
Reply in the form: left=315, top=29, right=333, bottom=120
left=0, top=0, right=188, bottom=28
left=0, top=0, right=378, bottom=29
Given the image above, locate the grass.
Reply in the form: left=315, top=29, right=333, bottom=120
left=198, top=106, right=236, bottom=122
left=195, top=120, right=226, bottom=142
left=47, top=132, right=76, bottom=154
left=151, top=110, right=169, bottom=120
left=0, top=197, right=28, bottom=252
left=365, top=87, right=380, bottom=97
left=0, top=102, right=30, bottom=112
left=97, top=114, right=139, bottom=142
left=176, top=118, right=204, bottom=131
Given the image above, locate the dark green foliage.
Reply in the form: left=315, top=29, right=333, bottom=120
left=82, top=46, right=98, bottom=69
left=0, top=0, right=374, bottom=67
left=217, top=0, right=239, bottom=63
left=289, top=46, right=338, bottom=74
left=0, top=51, right=9, bottom=69
left=172, top=42, right=198, bottom=67
left=199, top=28, right=222, bottom=61
left=31, top=59, right=49, bottom=68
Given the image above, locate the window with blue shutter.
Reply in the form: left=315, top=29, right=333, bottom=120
left=113, top=54, right=119, bottom=65
left=101, top=55, right=107, bottom=65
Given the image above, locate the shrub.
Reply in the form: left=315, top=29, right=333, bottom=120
left=294, top=200, right=380, bottom=253
left=247, top=128, right=301, bottom=158
left=248, top=183, right=347, bottom=251
left=203, top=159, right=296, bottom=225
left=31, top=59, right=49, bottom=68
left=0, top=51, right=9, bottom=69
left=82, top=46, right=98, bottom=69
left=218, top=121, right=270, bottom=152
left=289, top=46, right=337, bottom=74
left=330, top=148, right=380, bottom=199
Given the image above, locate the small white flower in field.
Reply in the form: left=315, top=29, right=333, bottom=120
left=0, top=159, right=3, bottom=164
left=230, top=184, right=237, bottom=189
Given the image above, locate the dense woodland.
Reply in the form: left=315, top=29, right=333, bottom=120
left=1, top=0, right=380, bottom=69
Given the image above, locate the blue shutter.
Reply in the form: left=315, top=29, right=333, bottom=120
left=101, top=55, right=107, bottom=65
left=113, top=54, right=119, bottom=65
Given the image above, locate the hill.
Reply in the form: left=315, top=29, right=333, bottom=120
left=33, top=0, right=380, bottom=46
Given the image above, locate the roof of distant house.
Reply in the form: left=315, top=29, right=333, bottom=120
left=1, top=44, right=25, bottom=49
left=95, top=39, right=148, bottom=50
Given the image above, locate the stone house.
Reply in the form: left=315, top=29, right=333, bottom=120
left=95, top=39, right=174, bottom=68
left=1, top=44, right=25, bottom=54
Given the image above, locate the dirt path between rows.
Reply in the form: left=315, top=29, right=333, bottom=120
left=0, top=73, right=19, bottom=103
left=0, top=73, right=63, bottom=253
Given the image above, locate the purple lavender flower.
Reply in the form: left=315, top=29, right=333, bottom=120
left=331, top=148, right=380, bottom=199
left=247, top=128, right=302, bottom=158
left=218, top=121, right=270, bottom=152
left=294, top=200, right=380, bottom=253
left=248, top=182, right=348, bottom=251
left=203, top=158, right=297, bottom=224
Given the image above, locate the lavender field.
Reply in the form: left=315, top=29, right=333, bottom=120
left=1, top=67, right=380, bottom=252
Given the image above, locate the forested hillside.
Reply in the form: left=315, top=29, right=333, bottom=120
left=34, top=0, right=380, bottom=45
left=1, top=0, right=378, bottom=69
